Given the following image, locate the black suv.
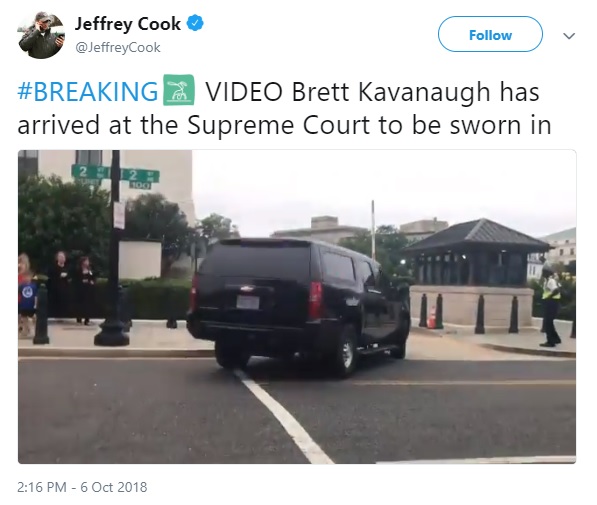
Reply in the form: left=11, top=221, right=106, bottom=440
left=187, top=238, right=411, bottom=377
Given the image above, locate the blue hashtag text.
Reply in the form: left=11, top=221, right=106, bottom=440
left=18, top=82, right=33, bottom=100
left=25, top=82, right=158, bottom=101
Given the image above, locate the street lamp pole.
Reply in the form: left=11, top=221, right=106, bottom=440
left=94, top=150, right=129, bottom=347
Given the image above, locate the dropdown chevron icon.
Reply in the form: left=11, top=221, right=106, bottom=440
left=564, top=33, right=575, bottom=39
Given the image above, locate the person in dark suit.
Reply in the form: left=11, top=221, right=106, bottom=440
left=47, top=251, right=70, bottom=320
left=74, top=256, right=96, bottom=325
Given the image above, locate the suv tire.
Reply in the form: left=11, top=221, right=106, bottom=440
left=329, top=325, right=358, bottom=378
left=215, top=340, right=250, bottom=370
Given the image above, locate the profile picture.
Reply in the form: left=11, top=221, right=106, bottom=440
left=17, top=11, right=64, bottom=59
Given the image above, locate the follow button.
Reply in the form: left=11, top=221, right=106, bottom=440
left=438, top=16, right=543, bottom=52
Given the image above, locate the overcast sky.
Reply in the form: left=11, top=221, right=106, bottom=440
left=193, top=150, right=576, bottom=238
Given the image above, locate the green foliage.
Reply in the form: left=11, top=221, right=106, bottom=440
left=339, top=225, right=411, bottom=278
left=36, top=277, right=191, bottom=320
left=18, top=174, right=239, bottom=283
left=125, top=278, right=190, bottom=319
left=18, top=175, right=111, bottom=274
left=195, top=213, right=240, bottom=241
left=124, top=193, right=193, bottom=265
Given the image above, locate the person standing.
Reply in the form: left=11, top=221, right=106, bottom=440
left=47, top=251, right=71, bottom=320
left=540, top=264, right=562, bottom=348
left=18, top=12, right=64, bottom=59
left=18, top=270, right=38, bottom=338
left=18, top=254, right=31, bottom=336
left=74, top=256, right=96, bottom=325
left=18, top=253, right=30, bottom=294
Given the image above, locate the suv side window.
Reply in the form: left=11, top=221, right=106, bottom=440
left=357, top=260, right=375, bottom=287
left=322, top=252, right=355, bottom=283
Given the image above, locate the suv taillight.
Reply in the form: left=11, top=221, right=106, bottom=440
left=308, top=281, right=323, bottom=320
left=190, top=274, right=198, bottom=310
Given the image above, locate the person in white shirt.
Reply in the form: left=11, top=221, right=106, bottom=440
left=540, top=264, right=562, bottom=347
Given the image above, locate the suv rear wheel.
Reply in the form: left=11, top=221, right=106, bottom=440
left=329, top=325, right=358, bottom=378
left=215, top=340, right=250, bottom=370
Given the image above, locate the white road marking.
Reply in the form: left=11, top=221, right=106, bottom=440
left=377, top=455, right=576, bottom=464
left=234, top=369, right=334, bottom=464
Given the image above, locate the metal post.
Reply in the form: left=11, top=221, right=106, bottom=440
left=419, top=293, right=428, bottom=328
left=94, top=150, right=129, bottom=346
left=570, top=317, right=576, bottom=339
left=474, top=295, right=485, bottom=335
left=508, top=296, right=519, bottom=334
left=166, top=288, right=178, bottom=329
left=119, top=285, right=132, bottom=332
left=435, top=294, right=444, bottom=330
left=33, top=284, right=50, bottom=345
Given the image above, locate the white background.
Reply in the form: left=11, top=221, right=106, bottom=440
left=4, top=0, right=590, bottom=504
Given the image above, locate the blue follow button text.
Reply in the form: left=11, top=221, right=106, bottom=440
left=438, top=16, right=543, bottom=52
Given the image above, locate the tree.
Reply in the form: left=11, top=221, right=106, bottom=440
left=339, top=225, right=411, bottom=278
left=565, top=260, right=576, bottom=276
left=123, top=193, right=193, bottom=273
left=195, top=213, right=240, bottom=242
left=18, top=175, right=111, bottom=273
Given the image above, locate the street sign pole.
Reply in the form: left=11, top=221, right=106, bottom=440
left=94, top=150, right=129, bottom=347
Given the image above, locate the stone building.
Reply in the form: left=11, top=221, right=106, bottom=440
left=271, top=216, right=367, bottom=244
left=399, top=218, right=449, bottom=242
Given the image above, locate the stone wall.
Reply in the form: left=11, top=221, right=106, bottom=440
left=410, top=285, right=534, bottom=330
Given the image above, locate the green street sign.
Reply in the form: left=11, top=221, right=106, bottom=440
left=78, top=178, right=101, bottom=187
left=121, top=169, right=160, bottom=184
left=129, top=181, right=152, bottom=190
left=71, top=164, right=110, bottom=180
left=71, top=165, right=161, bottom=184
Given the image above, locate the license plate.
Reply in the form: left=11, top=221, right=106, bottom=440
left=237, top=295, right=260, bottom=310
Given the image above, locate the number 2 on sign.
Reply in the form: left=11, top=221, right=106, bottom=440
left=129, top=169, right=137, bottom=181
left=79, top=166, right=87, bottom=177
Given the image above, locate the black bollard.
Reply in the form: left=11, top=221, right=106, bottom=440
left=419, top=293, right=428, bottom=328
left=508, top=296, right=519, bottom=334
left=570, top=317, right=576, bottom=339
left=120, top=285, right=132, bottom=333
left=33, top=284, right=50, bottom=345
left=166, top=288, right=178, bottom=329
left=474, top=295, right=485, bottom=335
left=435, top=294, right=444, bottom=330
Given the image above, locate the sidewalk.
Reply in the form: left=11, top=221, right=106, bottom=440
left=20, top=320, right=576, bottom=359
left=452, top=333, right=576, bottom=358
left=411, top=318, right=575, bottom=358
left=19, top=321, right=214, bottom=358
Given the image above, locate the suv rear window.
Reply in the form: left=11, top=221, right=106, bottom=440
left=199, top=240, right=311, bottom=280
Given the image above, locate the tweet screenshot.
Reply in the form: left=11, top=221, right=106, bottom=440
left=6, top=0, right=592, bottom=503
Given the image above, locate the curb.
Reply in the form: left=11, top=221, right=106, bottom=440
left=377, top=455, right=576, bottom=464
left=479, top=343, right=576, bottom=359
left=411, top=327, right=447, bottom=337
left=19, top=347, right=215, bottom=359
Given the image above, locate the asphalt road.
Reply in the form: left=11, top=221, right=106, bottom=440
left=18, top=356, right=576, bottom=464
